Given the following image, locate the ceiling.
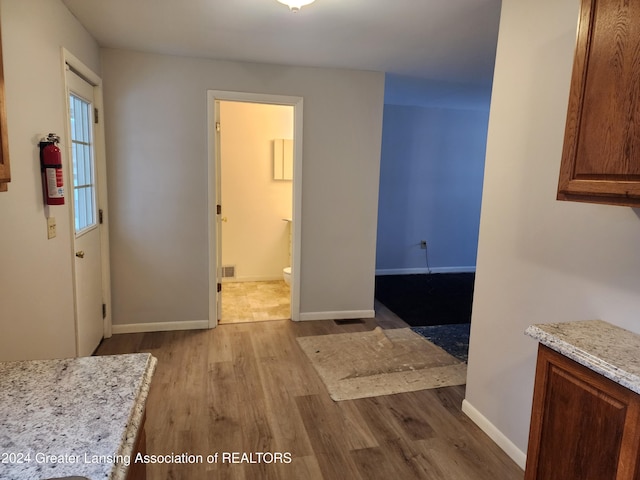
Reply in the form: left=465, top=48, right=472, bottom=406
left=62, top=0, right=502, bottom=87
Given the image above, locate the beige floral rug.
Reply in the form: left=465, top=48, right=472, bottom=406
left=296, top=327, right=467, bottom=401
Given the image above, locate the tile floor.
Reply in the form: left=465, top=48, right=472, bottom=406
left=220, top=280, right=291, bottom=324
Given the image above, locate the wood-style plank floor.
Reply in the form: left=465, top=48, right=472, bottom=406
left=96, top=304, right=523, bottom=480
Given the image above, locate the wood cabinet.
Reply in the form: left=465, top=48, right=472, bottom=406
left=557, top=0, right=640, bottom=207
left=525, top=345, right=640, bottom=480
left=126, top=411, right=148, bottom=480
left=0, top=20, right=10, bottom=192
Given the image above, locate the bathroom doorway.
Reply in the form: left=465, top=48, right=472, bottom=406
left=219, top=100, right=293, bottom=324
left=207, top=91, right=304, bottom=327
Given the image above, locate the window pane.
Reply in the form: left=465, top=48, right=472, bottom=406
left=69, top=93, right=96, bottom=234
left=80, top=98, right=87, bottom=143
left=85, top=186, right=94, bottom=226
left=84, top=144, right=92, bottom=186
left=74, top=189, right=80, bottom=231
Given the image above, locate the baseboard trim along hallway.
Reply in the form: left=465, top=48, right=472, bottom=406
left=112, top=320, right=210, bottom=334
left=112, top=312, right=378, bottom=332
left=461, top=399, right=527, bottom=470
left=376, top=266, right=477, bottom=276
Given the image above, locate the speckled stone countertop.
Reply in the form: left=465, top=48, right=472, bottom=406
left=526, top=320, right=640, bottom=394
left=0, top=353, right=156, bottom=480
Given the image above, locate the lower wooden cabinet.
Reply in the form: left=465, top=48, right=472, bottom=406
left=126, top=411, right=147, bottom=480
left=525, top=345, right=640, bottom=480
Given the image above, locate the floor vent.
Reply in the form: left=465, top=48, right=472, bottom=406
left=221, top=265, right=236, bottom=278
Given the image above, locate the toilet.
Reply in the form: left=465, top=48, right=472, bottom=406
left=283, top=219, right=292, bottom=286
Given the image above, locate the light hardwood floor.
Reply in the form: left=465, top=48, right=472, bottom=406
left=96, top=305, right=523, bottom=480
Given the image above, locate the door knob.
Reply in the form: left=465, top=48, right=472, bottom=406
left=75, top=251, right=85, bottom=258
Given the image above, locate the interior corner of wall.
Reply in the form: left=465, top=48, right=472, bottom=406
left=461, top=399, right=527, bottom=470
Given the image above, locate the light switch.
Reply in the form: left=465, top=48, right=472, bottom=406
left=47, top=217, right=56, bottom=239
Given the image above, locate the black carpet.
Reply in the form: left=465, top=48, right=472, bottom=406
left=411, top=324, right=470, bottom=363
left=375, top=273, right=475, bottom=327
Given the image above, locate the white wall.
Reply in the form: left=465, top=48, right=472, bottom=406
left=0, top=0, right=100, bottom=360
left=465, top=0, right=640, bottom=466
left=101, top=49, right=385, bottom=326
left=220, top=101, right=293, bottom=282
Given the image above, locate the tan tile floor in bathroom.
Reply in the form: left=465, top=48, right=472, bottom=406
left=220, top=280, right=291, bottom=324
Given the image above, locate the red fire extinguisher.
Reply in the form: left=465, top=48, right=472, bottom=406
left=39, top=133, right=64, bottom=205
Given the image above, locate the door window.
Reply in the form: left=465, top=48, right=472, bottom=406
left=69, top=93, right=96, bottom=235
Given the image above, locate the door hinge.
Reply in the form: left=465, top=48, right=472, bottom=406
left=98, top=209, right=103, bottom=224
left=217, top=204, right=222, bottom=215
left=94, top=107, right=99, bottom=124
left=217, top=283, right=222, bottom=293
left=216, top=121, right=221, bottom=132
left=102, top=303, right=107, bottom=319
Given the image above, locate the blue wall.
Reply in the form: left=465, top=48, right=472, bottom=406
left=376, top=103, right=489, bottom=273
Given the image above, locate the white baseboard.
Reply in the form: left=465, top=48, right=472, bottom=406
left=111, top=320, right=210, bottom=334
left=298, top=310, right=375, bottom=322
left=461, top=399, right=527, bottom=470
left=375, top=266, right=476, bottom=275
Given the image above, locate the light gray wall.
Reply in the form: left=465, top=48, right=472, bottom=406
left=0, top=0, right=100, bottom=360
left=465, top=0, right=640, bottom=463
left=101, top=49, right=385, bottom=325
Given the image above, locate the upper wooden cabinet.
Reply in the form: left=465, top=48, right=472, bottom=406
left=0, top=20, right=10, bottom=193
left=557, top=0, right=640, bottom=207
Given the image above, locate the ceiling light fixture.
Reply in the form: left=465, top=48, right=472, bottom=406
left=276, top=0, right=316, bottom=12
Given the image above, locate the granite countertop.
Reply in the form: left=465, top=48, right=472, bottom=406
left=526, top=320, right=640, bottom=395
left=0, top=353, right=156, bottom=480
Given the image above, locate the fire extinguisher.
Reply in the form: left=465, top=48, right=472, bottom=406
left=39, top=133, right=64, bottom=205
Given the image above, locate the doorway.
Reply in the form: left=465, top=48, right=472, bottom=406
left=63, top=49, right=112, bottom=355
left=207, top=91, right=304, bottom=327
left=219, top=101, right=293, bottom=324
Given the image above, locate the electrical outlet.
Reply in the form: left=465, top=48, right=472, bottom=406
left=47, top=217, right=56, bottom=239
left=420, top=240, right=427, bottom=249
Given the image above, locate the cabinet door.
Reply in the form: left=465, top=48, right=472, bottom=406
left=557, top=0, right=640, bottom=207
left=126, top=412, right=147, bottom=480
left=525, top=345, right=640, bottom=480
left=0, top=20, right=10, bottom=192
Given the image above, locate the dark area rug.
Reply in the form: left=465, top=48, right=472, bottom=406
left=375, top=273, right=475, bottom=327
left=411, top=324, right=470, bottom=363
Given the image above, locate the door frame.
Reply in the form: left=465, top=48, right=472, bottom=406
left=62, top=48, right=113, bottom=347
left=207, top=90, right=304, bottom=327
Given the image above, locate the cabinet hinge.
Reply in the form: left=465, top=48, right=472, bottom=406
left=216, top=121, right=221, bottom=132
left=217, top=283, right=222, bottom=293
left=217, top=204, right=222, bottom=215
left=102, top=303, right=107, bottom=319
left=98, top=209, right=103, bottom=224
left=94, top=107, right=99, bottom=124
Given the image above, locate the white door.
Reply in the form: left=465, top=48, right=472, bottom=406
left=67, top=69, right=103, bottom=356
